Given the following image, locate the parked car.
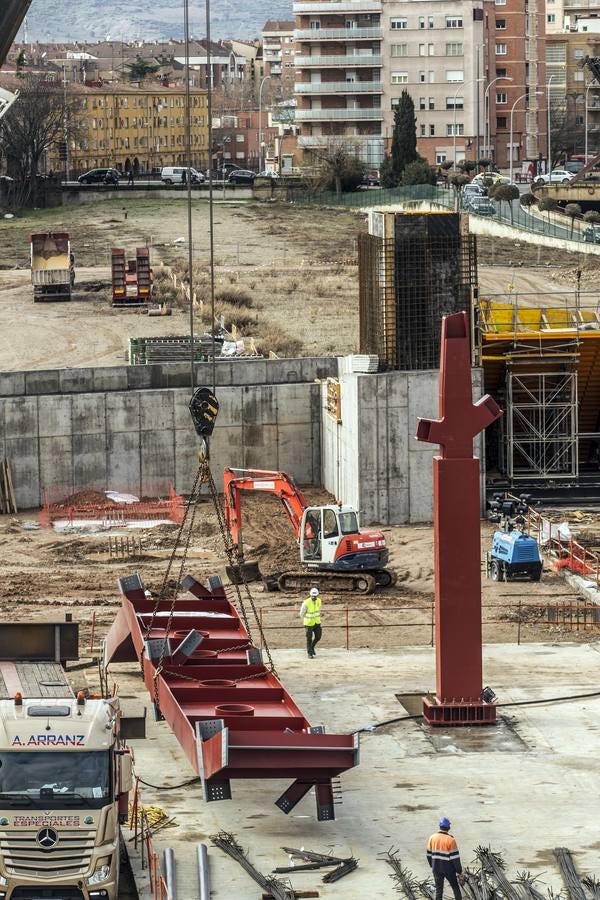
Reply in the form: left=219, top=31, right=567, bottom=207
left=533, top=169, right=575, bottom=186
left=78, top=168, right=120, bottom=185
left=361, top=171, right=380, bottom=187
left=463, top=196, right=497, bottom=216
left=463, top=182, right=486, bottom=198
left=228, top=169, right=256, bottom=184
left=257, top=170, right=280, bottom=178
left=584, top=224, right=600, bottom=243
left=473, top=171, right=503, bottom=186
left=160, top=166, right=205, bottom=184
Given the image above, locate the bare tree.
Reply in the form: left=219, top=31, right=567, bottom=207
left=0, top=76, right=80, bottom=207
left=311, top=138, right=366, bottom=197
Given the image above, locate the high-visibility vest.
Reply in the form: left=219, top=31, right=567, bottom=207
left=303, top=597, right=322, bottom=627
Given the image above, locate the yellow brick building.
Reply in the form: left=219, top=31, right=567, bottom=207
left=50, top=83, right=209, bottom=175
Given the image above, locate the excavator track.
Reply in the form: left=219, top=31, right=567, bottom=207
left=278, top=571, right=377, bottom=594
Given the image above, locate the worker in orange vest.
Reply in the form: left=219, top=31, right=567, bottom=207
left=427, top=817, right=465, bottom=900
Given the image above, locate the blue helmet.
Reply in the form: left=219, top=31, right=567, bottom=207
left=439, top=817, right=451, bottom=829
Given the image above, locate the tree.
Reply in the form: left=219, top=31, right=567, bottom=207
left=520, top=192, right=537, bottom=208
left=15, top=50, right=26, bottom=78
left=565, top=202, right=582, bottom=237
left=583, top=209, right=600, bottom=224
left=478, top=157, right=491, bottom=172
left=124, top=55, right=160, bottom=83
left=538, top=196, right=558, bottom=222
left=379, top=155, right=396, bottom=188
left=0, top=76, right=81, bottom=208
left=389, top=90, right=418, bottom=184
left=313, top=139, right=366, bottom=196
left=401, top=159, right=436, bottom=186
left=458, top=159, right=477, bottom=174
left=448, top=172, right=470, bottom=194
left=491, top=183, right=520, bottom=224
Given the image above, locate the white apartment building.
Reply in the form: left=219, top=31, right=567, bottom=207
left=293, top=0, right=385, bottom=166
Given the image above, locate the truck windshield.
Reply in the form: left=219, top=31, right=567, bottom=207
left=339, top=512, right=359, bottom=535
left=0, top=751, right=111, bottom=809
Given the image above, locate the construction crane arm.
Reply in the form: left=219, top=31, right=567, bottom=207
left=223, top=468, right=309, bottom=558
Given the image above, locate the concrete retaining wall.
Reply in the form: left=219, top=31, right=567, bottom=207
left=322, top=368, right=485, bottom=524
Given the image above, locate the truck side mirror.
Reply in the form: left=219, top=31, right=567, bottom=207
left=117, top=751, right=134, bottom=794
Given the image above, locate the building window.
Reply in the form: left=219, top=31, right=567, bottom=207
left=391, top=17, right=408, bottom=29
left=446, top=70, right=464, bottom=82
left=547, top=14, right=556, bottom=23
left=419, top=70, right=426, bottom=82
left=575, top=114, right=584, bottom=125
left=428, top=43, right=435, bottom=55
left=575, top=48, right=584, bottom=59
left=496, top=67, right=507, bottom=77
left=428, top=16, right=434, bottom=27
left=236, top=134, right=244, bottom=142
left=436, top=153, right=447, bottom=163
left=419, top=16, right=425, bottom=28
left=429, top=70, right=435, bottom=82
left=446, top=96, right=464, bottom=109
left=496, top=18, right=506, bottom=28
left=391, top=44, right=408, bottom=56
left=447, top=123, right=464, bottom=136
left=419, top=44, right=426, bottom=55
left=496, top=43, right=507, bottom=55
left=446, top=16, right=463, bottom=28
left=419, top=97, right=426, bottom=109
left=446, top=43, right=463, bottom=56
left=429, top=97, right=435, bottom=109
left=574, top=70, right=584, bottom=80
left=497, top=116, right=507, bottom=128
left=421, top=123, right=426, bottom=135
left=391, top=71, right=409, bottom=83
left=495, top=0, right=506, bottom=5
left=430, top=124, right=435, bottom=135
left=496, top=91, right=507, bottom=103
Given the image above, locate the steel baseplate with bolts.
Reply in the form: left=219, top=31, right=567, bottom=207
left=416, top=311, right=501, bottom=726
left=104, top=573, right=359, bottom=821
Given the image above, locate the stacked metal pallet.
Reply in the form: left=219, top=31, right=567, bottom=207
left=128, top=335, right=223, bottom=365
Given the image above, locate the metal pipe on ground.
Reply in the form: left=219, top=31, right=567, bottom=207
left=197, top=844, right=210, bottom=900
left=163, top=847, right=176, bottom=900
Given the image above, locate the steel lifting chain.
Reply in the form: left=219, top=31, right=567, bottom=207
left=202, top=460, right=277, bottom=676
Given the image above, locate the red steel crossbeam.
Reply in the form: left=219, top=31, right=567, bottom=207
left=416, top=312, right=502, bottom=726
left=105, top=573, right=358, bottom=820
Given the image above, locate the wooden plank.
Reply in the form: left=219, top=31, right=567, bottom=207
left=5, top=458, right=16, bottom=513
left=0, top=662, right=23, bottom=698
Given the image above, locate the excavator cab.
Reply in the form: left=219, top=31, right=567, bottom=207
left=300, top=505, right=362, bottom=566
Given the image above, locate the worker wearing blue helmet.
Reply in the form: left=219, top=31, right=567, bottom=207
left=427, top=817, right=465, bottom=900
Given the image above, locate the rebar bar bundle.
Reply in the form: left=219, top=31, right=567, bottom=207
left=280, top=846, right=358, bottom=884
left=582, top=877, right=600, bottom=900
left=211, top=832, right=295, bottom=900
left=384, top=850, right=422, bottom=900
left=554, top=848, right=588, bottom=900
left=517, top=869, right=552, bottom=900
left=477, top=846, right=521, bottom=900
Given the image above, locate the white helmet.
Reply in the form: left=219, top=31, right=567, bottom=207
left=310, top=587, right=319, bottom=597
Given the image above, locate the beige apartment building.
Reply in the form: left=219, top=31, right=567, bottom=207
left=262, top=20, right=297, bottom=90
left=294, top=0, right=545, bottom=169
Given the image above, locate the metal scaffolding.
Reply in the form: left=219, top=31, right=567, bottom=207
left=506, top=365, right=579, bottom=480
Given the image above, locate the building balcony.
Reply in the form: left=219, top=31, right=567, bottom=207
left=295, top=80, right=383, bottom=93
left=294, top=0, right=381, bottom=11
left=298, top=133, right=379, bottom=146
left=295, top=107, right=383, bottom=120
left=295, top=54, right=382, bottom=67
left=294, top=27, right=382, bottom=40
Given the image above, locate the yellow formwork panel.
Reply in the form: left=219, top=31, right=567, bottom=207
left=516, top=307, right=542, bottom=331
left=481, top=302, right=516, bottom=333
left=578, top=309, right=600, bottom=326
left=542, top=308, right=577, bottom=329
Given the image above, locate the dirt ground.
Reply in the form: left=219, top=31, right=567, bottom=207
left=0, top=489, right=590, bottom=655
left=2, top=198, right=600, bottom=370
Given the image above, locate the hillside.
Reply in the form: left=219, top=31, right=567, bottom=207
left=23, top=0, right=293, bottom=42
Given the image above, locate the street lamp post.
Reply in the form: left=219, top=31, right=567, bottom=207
left=453, top=77, right=484, bottom=168
left=547, top=74, right=557, bottom=173
left=585, top=79, right=597, bottom=164
left=510, top=90, right=543, bottom=184
left=258, top=74, right=272, bottom=173
left=484, top=75, right=513, bottom=160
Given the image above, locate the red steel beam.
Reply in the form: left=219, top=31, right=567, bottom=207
left=416, top=311, right=502, bottom=726
left=105, top=573, right=358, bottom=820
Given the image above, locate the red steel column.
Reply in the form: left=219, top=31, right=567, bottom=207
left=416, top=312, right=502, bottom=726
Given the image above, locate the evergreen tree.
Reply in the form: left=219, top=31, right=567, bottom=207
left=391, top=90, right=418, bottom=181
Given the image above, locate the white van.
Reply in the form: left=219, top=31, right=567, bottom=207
left=161, top=166, right=205, bottom=184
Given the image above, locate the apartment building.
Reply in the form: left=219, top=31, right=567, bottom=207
left=547, top=21, right=600, bottom=157
left=45, top=84, right=209, bottom=175
left=262, top=20, right=297, bottom=90
left=381, top=0, right=494, bottom=164
left=293, top=0, right=545, bottom=170
left=293, top=0, right=385, bottom=166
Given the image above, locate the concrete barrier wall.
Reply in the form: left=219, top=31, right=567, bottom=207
left=0, top=382, right=322, bottom=510
left=322, top=368, right=485, bottom=525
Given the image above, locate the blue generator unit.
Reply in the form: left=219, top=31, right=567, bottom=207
left=486, top=529, right=543, bottom=582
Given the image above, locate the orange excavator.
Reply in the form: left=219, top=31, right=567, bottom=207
left=223, top=467, right=395, bottom=594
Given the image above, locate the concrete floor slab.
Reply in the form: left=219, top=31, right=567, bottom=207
left=118, top=642, right=600, bottom=899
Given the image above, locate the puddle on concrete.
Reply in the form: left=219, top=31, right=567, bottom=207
left=396, top=692, right=529, bottom=753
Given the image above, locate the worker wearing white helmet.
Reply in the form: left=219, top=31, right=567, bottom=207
left=299, top=587, right=322, bottom=659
